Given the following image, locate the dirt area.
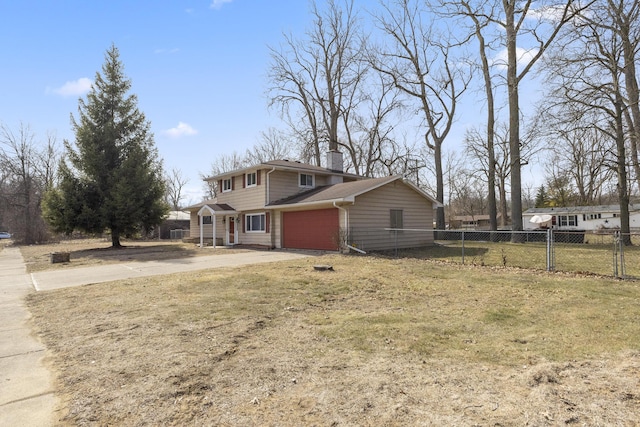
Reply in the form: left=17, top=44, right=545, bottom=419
left=25, top=249, right=640, bottom=426
left=19, top=238, right=247, bottom=273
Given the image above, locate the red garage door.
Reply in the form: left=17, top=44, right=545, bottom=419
left=283, top=208, right=339, bottom=250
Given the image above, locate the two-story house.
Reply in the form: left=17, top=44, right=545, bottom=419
left=186, top=151, right=440, bottom=251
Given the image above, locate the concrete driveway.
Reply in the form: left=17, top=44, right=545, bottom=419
left=30, top=249, right=315, bottom=291
left=0, top=247, right=314, bottom=425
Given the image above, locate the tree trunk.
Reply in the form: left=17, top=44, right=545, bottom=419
left=615, top=97, right=632, bottom=245
left=111, top=230, right=122, bottom=248
left=505, top=1, right=523, bottom=240
left=435, top=140, right=446, bottom=230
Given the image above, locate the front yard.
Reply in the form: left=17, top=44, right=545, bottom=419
left=25, top=249, right=640, bottom=425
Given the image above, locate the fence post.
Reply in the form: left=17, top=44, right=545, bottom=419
left=619, top=232, right=626, bottom=278
left=461, top=231, right=465, bottom=265
left=546, top=229, right=555, bottom=272
left=613, top=231, right=619, bottom=278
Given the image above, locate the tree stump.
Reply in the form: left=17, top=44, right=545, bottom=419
left=51, top=252, right=70, bottom=264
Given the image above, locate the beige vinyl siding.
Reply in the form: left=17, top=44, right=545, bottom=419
left=267, top=171, right=304, bottom=203
left=348, top=180, right=434, bottom=251
left=216, top=170, right=267, bottom=210
left=237, top=210, right=273, bottom=247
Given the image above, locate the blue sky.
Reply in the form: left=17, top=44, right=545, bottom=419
left=0, top=0, right=315, bottom=204
left=0, top=0, right=546, bottom=205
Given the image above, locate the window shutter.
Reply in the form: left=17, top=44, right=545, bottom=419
left=218, top=180, right=222, bottom=193
left=231, top=176, right=235, bottom=190
left=242, top=174, right=246, bottom=188
left=256, top=170, right=261, bottom=185
left=241, top=214, right=245, bottom=233
left=265, top=212, right=270, bottom=233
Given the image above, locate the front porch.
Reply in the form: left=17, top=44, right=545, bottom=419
left=196, top=203, right=238, bottom=248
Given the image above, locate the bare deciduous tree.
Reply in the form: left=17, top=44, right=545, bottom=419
left=268, top=0, right=365, bottom=166
left=0, top=123, right=58, bottom=243
left=372, top=0, right=472, bottom=230
left=544, top=1, right=633, bottom=242
left=164, top=168, right=189, bottom=211
left=200, top=152, right=247, bottom=199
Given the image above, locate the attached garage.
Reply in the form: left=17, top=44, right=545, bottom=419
left=282, top=208, right=339, bottom=250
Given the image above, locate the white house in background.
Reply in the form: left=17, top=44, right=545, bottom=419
left=523, top=205, right=640, bottom=231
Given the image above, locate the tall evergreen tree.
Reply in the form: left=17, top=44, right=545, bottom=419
left=43, top=45, right=167, bottom=247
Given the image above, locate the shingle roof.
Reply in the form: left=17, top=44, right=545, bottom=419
left=204, top=159, right=361, bottom=181
left=184, top=199, right=235, bottom=212
left=268, top=175, right=437, bottom=207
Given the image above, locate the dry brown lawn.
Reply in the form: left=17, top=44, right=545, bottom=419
left=24, top=244, right=640, bottom=426
left=20, top=238, right=247, bottom=273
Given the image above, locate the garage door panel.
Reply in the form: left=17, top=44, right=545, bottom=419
left=283, top=209, right=338, bottom=250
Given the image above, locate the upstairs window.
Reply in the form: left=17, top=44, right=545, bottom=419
left=222, top=178, right=232, bottom=193
left=246, top=172, right=257, bottom=187
left=299, top=173, right=314, bottom=188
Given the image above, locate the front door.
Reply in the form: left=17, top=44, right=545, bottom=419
left=228, top=216, right=235, bottom=244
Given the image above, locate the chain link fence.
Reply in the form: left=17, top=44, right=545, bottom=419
left=348, top=228, right=640, bottom=279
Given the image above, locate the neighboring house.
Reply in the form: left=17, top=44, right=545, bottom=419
left=185, top=151, right=440, bottom=251
left=523, top=205, right=640, bottom=231
left=450, top=214, right=506, bottom=230
left=154, top=210, right=190, bottom=239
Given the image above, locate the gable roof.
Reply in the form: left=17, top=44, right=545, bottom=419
left=268, top=175, right=441, bottom=208
left=184, top=199, right=235, bottom=213
left=204, top=159, right=361, bottom=181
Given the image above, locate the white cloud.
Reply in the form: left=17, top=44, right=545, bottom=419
left=52, top=77, right=92, bottom=97
left=527, top=5, right=569, bottom=22
left=491, top=47, right=539, bottom=70
left=210, top=0, right=233, bottom=10
left=163, top=122, right=198, bottom=138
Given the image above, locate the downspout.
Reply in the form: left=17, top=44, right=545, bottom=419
left=266, top=167, right=277, bottom=206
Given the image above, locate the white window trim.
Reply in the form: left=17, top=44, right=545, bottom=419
left=245, top=212, right=266, bottom=233
left=246, top=171, right=257, bottom=188
left=222, top=178, right=232, bottom=193
left=299, top=173, right=314, bottom=188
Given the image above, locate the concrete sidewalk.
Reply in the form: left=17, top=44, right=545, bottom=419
left=0, top=246, right=57, bottom=426
left=31, top=249, right=315, bottom=291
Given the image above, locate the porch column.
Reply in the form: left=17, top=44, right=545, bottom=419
left=213, top=214, right=217, bottom=249
left=199, top=213, right=204, bottom=248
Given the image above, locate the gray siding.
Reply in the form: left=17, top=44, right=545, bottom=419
left=348, top=180, right=434, bottom=251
